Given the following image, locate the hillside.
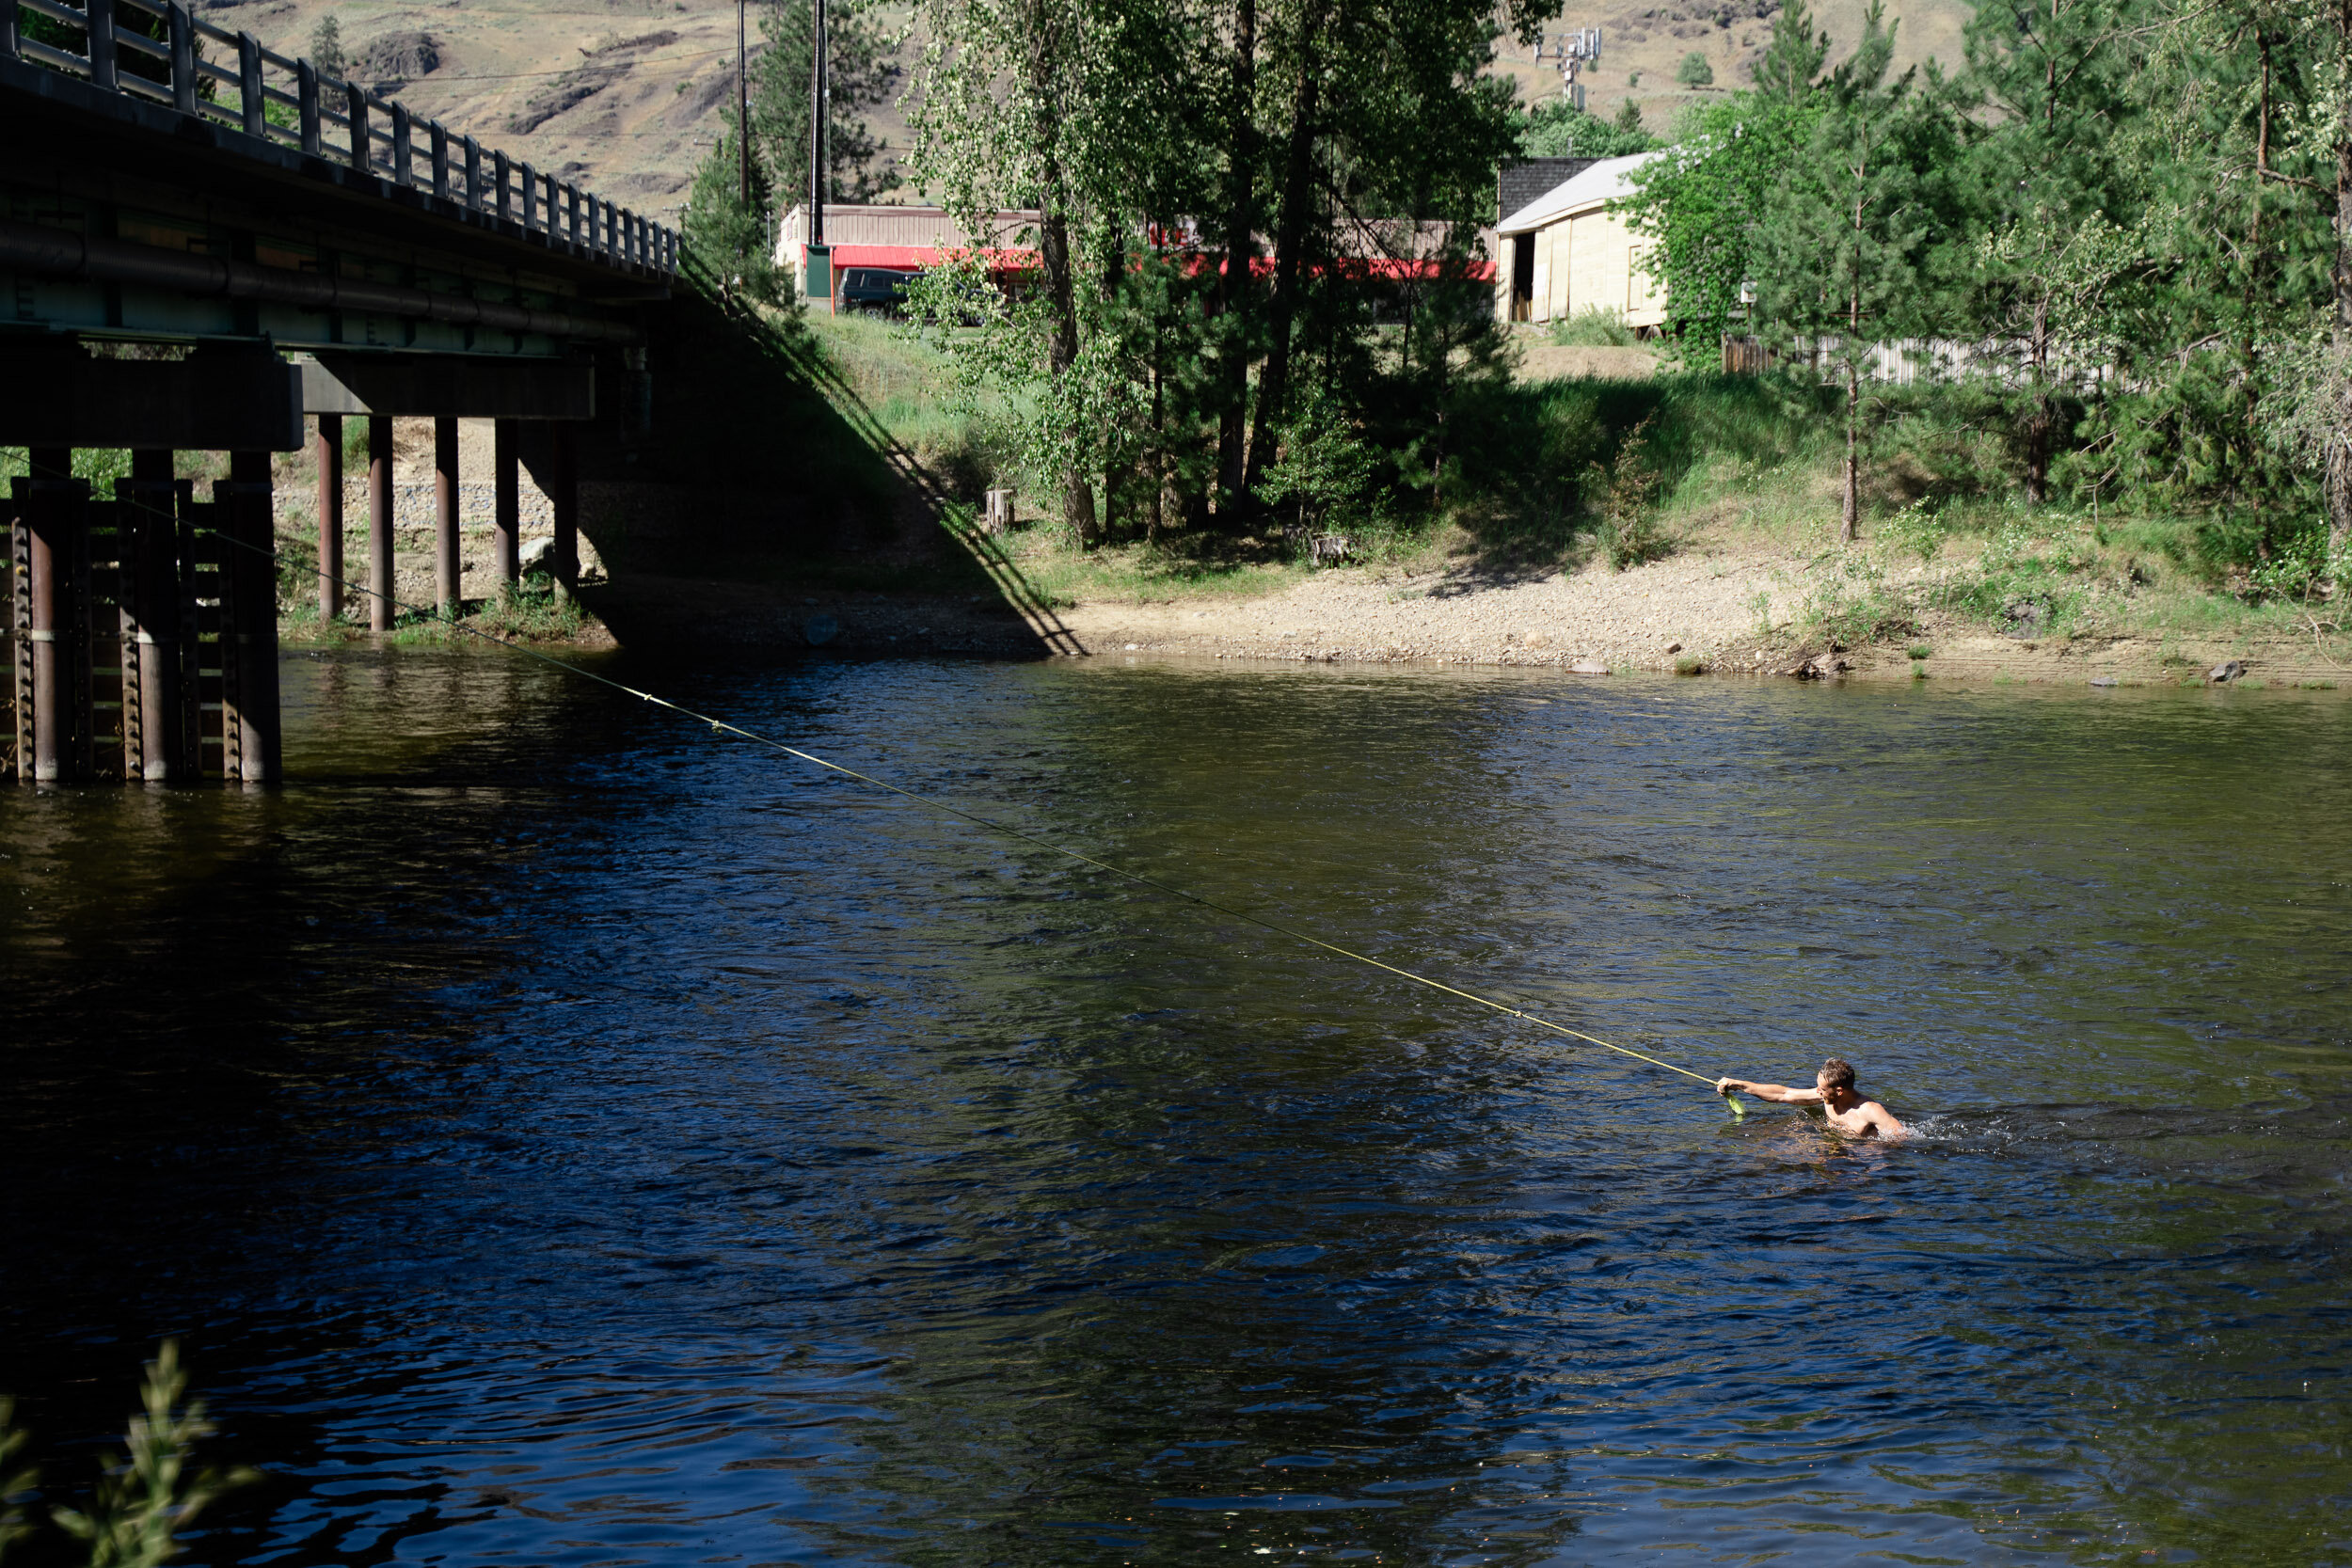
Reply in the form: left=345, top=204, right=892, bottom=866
left=222, top=0, right=761, bottom=221
left=1497, top=0, right=1969, bottom=135
left=215, top=0, right=1973, bottom=227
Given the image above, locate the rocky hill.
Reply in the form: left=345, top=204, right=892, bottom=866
left=210, top=0, right=1970, bottom=227
left=215, top=0, right=766, bottom=222
left=1499, top=0, right=1969, bottom=134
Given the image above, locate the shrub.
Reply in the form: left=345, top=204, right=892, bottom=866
left=1587, top=412, right=1669, bottom=568
left=1547, top=308, right=1641, bottom=347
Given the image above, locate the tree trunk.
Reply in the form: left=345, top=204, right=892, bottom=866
left=1024, top=3, right=1093, bottom=546
left=1242, top=10, right=1326, bottom=510
left=2330, top=0, right=2352, bottom=557
left=2025, top=296, right=2050, bottom=505
left=1843, top=360, right=1860, bottom=543
left=1149, top=331, right=1165, bottom=544
left=1213, top=0, right=1259, bottom=526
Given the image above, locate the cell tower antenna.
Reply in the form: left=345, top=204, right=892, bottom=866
left=1534, top=27, right=1603, bottom=113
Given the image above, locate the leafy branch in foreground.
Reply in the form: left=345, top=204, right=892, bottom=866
left=1, top=1340, right=257, bottom=1568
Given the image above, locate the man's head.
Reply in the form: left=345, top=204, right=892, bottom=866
left=1817, top=1057, right=1857, bottom=1098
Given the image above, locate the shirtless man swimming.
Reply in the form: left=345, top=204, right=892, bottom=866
left=1716, top=1056, right=1907, bottom=1139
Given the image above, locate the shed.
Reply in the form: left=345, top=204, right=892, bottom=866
left=1493, top=152, right=1666, bottom=329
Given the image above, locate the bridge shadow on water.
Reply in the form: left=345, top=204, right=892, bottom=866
left=562, top=291, right=1084, bottom=659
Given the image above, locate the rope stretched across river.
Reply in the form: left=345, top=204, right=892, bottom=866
left=201, top=525, right=1733, bottom=1101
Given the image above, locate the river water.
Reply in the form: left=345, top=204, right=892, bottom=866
left=2, top=651, right=2348, bottom=1566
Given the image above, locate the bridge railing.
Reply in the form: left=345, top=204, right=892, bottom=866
left=0, top=0, right=677, bottom=278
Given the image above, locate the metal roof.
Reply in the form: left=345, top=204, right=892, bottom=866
left=1496, top=152, right=1666, bottom=235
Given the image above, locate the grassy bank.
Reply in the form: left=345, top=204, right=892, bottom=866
left=799, top=313, right=2347, bottom=658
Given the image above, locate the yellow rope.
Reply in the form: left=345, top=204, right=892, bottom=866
left=199, top=528, right=1731, bottom=1099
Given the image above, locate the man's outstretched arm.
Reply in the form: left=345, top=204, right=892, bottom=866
left=1717, top=1078, right=1825, bottom=1104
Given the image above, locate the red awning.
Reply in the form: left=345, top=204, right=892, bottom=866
left=815, top=245, right=1490, bottom=283
left=821, top=245, right=1038, bottom=273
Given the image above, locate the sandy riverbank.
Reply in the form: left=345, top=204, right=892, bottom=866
left=558, top=537, right=2351, bottom=689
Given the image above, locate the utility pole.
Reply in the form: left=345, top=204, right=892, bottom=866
left=808, top=0, right=827, bottom=248
left=735, top=0, right=749, bottom=206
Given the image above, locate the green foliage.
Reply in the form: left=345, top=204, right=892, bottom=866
left=748, top=0, right=902, bottom=205
left=1445, top=372, right=1820, bottom=557
left=0, top=1399, right=35, bottom=1562
left=902, top=0, right=1550, bottom=543
left=1675, top=52, right=1714, bottom=88
left=1878, top=497, right=1947, bottom=563
left=1587, top=411, right=1669, bottom=567
left=680, top=115, right=784, bottom=312
left=1752, top=0, right=1830, bottom=104
left=3, top=1342, right=255, bottom=1568
left=1255, top=379, right=1387, bottom=536
left=1623, top=95, right=1820, bottom=345
left=1547, top=307, right=1640, bottom=346
left=1519, top=98, right=1656, bottom=157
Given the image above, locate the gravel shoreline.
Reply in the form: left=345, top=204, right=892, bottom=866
left=464, top=543, right=2352, bottom=689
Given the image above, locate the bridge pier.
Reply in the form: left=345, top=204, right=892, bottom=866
left=368, top=415, right=394, bottom=632
left=435, top=417, right=461, bottom=617
left=223, top=451, right=279, bottom=784
left=122, top=450, right=183, bottom=783
left=493, top=418, right=521, bottom=590
left=551, top=421, right=579, bottom=601
left=21, top=448, right=80, bottom=783
left=315, top=417, right=343, bottom=623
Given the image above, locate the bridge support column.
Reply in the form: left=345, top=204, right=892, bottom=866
left=123, top=450, right=183, bottom=783
left=222, top=451, right=279, bottom=784
left=550, top=421, right=578, bottom=602
left=20, top=448, right=86, bottom=784
left=368, top=415, right=393, bottom=631
left=493, top=418, right=520, bottom=591
left=435, top=417, right=460, bottom=617
left=316, top=415, right=343, bottom=623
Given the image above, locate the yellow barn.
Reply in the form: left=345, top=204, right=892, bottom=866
left=1493, top=152, right=1668, bottom=332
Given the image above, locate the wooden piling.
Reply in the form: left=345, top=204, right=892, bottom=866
left=435, top=416, right=460, bottom=617
left=24, top=448, right=74, bottom=782
left=8, top=503, right=28, bottom=781
left=368, top=414, right=393, bottom=631
left=175, top=490, right=203, bottom=778
left=224, top=451, right=278, bottom=784
left=493, top=417, right=520, bottom=589
left=316, top=415, right=343, bottom=623
left=69, top=465, right=93, bottom=784
left=125, top=451, right=180, bottom=782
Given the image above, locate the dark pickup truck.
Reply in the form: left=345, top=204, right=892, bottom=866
left=838, top=267, right=919, bottom=315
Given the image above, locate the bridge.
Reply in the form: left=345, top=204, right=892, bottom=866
left=0, top=0, right=676, bottom=784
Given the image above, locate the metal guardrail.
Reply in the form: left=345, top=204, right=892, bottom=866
left=0, top=0, right=677, bottom=278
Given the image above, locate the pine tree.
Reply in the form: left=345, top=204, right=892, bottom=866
left=310, top=15, right=344, bottom=76
left=1752, top=0, right=1950, bottom=541
left=1521, top=97, right=1655, bottom=157
left=1752, top=0, right=1828, bottom=104
left=681, top=108, right=781, bottom=311
left=748, top=0, right=903, bottom=209
left=1955, top=0, right=2151, bottom=502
